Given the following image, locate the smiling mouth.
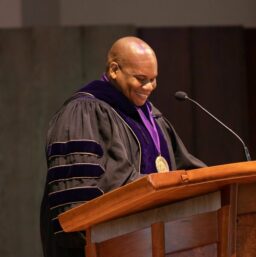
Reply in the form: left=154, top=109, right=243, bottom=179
left=135, top=92, right=150, bottom=99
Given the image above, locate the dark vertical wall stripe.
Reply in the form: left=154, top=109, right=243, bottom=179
left=190, top=27, right=249, bottom=165
left=245, top=29, right=256, bottom=159
left=138, top=28, right=195, bottom=152
left=139, top=27, right=250, bottom=165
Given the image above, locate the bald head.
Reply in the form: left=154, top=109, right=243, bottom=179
left=107, top=36, right=157, bottom=70
left=106, top=36, right=158, bottom=106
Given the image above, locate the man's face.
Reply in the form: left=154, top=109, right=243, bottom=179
left=112, top=55, right=158, bottom=106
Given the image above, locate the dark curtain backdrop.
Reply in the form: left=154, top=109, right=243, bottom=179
left=0, top=26, right=255, bottom=257
left=139, top=27, right=253, bottom=166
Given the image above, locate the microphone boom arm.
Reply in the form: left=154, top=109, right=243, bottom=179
left=179, top=93, right=251, bottom=161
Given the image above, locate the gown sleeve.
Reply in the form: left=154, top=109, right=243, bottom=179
left=41, top=95, right=141, bottom=249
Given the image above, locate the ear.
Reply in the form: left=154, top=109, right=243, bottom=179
left=108, top=62, right=119, bottom=80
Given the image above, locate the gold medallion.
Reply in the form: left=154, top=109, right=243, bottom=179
left=155, top=156, right=169, bottom=173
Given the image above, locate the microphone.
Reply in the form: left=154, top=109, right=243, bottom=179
left=174, top=91, right=251, bottom=161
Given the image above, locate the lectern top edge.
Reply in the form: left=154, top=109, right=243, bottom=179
left=59, top=161, right=256, bottom=232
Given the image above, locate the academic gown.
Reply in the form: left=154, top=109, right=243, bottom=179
left=40, top=80, right=205, bottom=257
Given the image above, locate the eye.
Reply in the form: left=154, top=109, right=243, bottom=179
left=134, top=75, right=147, bottom=84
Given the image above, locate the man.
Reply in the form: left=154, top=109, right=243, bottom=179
left=40, top=36, right=205, bottom=257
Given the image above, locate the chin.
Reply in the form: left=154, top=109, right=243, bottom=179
left=130, top=96, right=147, bottom=106
left=134, top=101, right=146, bottom=107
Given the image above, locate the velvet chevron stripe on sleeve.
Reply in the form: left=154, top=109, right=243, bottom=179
left=47, top=140, right=104, bottom=159
left=47, top=163, right=105, bottom=184
left=48, top=187, right=103, bottom=209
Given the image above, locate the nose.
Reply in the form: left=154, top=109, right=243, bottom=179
left=142, top=80, right=156, bottom=91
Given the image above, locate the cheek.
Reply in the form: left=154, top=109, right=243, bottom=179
left=118, top=78, right=141, bottom=98
left=122, top=81, right=135, bottom=95
left=128, top=81, right=141, bottom=92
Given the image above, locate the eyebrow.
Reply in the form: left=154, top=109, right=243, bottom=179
left=134, top=74, right=157, bottom=80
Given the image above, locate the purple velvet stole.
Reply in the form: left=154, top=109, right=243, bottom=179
left=77, top=80, right=172, bottom=174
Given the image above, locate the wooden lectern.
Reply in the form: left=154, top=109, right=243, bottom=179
left=59, top=161, right=256, bottom=257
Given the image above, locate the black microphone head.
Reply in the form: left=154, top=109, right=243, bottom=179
left=174, top=91, right=188, bottom=101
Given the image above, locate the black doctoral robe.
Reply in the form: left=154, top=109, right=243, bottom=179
left=40, top=80, right=205, bottom=257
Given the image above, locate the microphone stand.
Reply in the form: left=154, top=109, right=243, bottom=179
left=175, top=91, right=251, bottom=161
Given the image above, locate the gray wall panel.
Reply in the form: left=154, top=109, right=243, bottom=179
left=0, top=25, right=135, bottom=257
